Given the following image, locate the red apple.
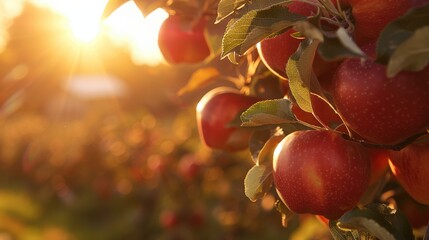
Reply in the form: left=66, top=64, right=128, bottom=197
left=257, top=1, right=341, bottom=80
left=412, top=0, right=429, bottom=7
left=196, top=87, right=260, bottom=151
left=388, top=142, right=429, bottom=205
left=158, top=15, right=211, bottom=64
left=332, top=54, right=429, bottom=145
left=257, top=28, right=303, bottom=80
left=273, top=130, right=371, bottom=220
left=344, top=0, right=411, bottom=44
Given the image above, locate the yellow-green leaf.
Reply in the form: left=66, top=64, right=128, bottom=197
left=387, top=26, right=429, bottom=77
left=256, top=135, right=283, bottom=165
left=177, top=67, right=221, bottom=96
left=338, top=204, right=414, bottom=240
left=216, top=0, right=248, bottom=23
left=240, top=99, right=296, bottom=127
left=286, top=39, right=319, bottom=113
left=221, top=6, right=307, bottom=58
left=376, top=3, right=429, bottom=65
left=216, top=0, right=292, bottom=23
left=244, top=164, right=273, bottom=202
left=318, top=27, right=366, bottom=61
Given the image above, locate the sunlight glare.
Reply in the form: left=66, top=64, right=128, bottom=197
left=46, top=0, right=106, bottom=43
left=70, top=19, right=99, bottom=43
left=104, top=3, right=168, bottom=66
left=66, top=0, right=105, bottom=43
left=25, top=0, right=168, bottom=65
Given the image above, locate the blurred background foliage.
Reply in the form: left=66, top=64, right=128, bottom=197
left=0, top=1, right=331, bottom=239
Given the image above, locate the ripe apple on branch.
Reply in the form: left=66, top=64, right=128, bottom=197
left=102, top=0, right=429, bottom=238
left=213, top=0, right=429, bottom=238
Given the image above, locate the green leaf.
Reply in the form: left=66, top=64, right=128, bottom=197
left=386, top=210, right=415, bottom=240
left=256, top=134, right=283, bottom=165
left=216, top=0, right=248, bottom=23
left=240, top=99, right=296, bottom=127
left=221, top=6, right=308, bottom=58
left=386, top=26, right=429, bottom=77
left=244, top=164, right=273, bottom=202
left=365, top=204, right=414, bottom=240
left=177, top=67, right=220, bottom=96
left=279, top=122, right=311, bottom=136
left=286, top=39, right=319, bottom=113
left=216, top=0, right=292, bottom=23
left=223, top=19, right=241, bottom=63
left=376, top=3, right=429, bottom=65
left=244, top=134, right=282, bottom=201
left=102, top=0, right=129, bottom=19
left=318, top=27, right=366, bottom=61
left=338, top=204, right=412, bottom=240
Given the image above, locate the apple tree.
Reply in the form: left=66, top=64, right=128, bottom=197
left=103, top=0, right=429, bottom=239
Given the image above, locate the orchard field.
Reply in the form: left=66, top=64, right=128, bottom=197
left=0, top=0, right=428, bottom=239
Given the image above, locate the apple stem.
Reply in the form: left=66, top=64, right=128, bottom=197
left=313, top=116, right=333, bottom=130
left=331, top=109, right=354, bottom=137
left=341, top=132, right=428, bottom=151
left=316, top=0, right=355, bottom=34
left=341, top=8, right=355, bottom=34
left=296, top=119, right=327, bottom=130
left=318, top=0, right=340, bottom=17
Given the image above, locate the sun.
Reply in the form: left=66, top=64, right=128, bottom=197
left=69, top=17, right=100, bottom=43
left=44, top=0, right=106, bottom=43
left=44, top=0, right=168, bottom=65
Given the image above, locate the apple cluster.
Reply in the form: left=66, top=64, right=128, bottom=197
left=100, top=0, right=429, bottom=237
left=194, top=0, right=429, bottom=236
